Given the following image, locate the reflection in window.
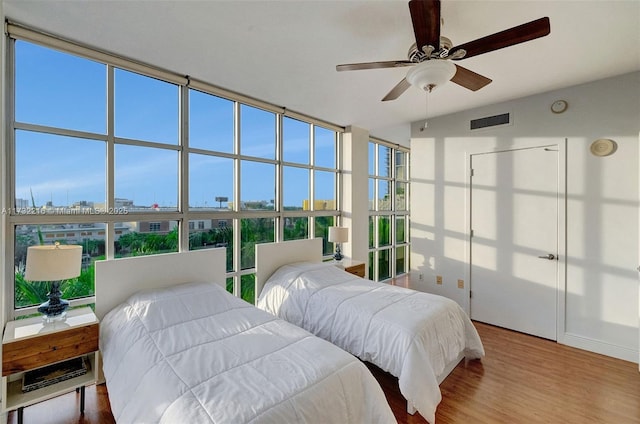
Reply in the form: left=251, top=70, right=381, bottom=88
left=396, top=151, right=407, bottom=180
left=378, top=180, right=391, bottom=211
left=396, top=181, right=407, bottom=211
left=114, top=68, right=178, bottom=144
left=378, top=145, right=391, bottom=178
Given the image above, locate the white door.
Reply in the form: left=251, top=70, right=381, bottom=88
left=470, top=146, right=559, bottom=340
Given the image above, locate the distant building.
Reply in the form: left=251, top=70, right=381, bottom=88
left=302, top=199, right=336, bottom=210
left=15, top=198, right=29, bottom=208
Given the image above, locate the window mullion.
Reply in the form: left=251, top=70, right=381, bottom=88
left=106, top=65, right=115, bottom=260
left=276, top=113, right=283, bottom=242
left=233, top=101, right=241, bottom=297
left=179, top=84, right=189, bottom=251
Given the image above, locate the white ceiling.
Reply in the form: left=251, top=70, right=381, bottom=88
left=3, top=0, right=639, bottom=143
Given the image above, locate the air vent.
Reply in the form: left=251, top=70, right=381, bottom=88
left=470, top=113, right=510, bottom=130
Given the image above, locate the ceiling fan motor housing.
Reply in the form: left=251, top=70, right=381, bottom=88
left=408, top=36, right=455, bottom=62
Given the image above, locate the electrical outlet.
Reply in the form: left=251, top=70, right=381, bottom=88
left=436, top=275, right=443, bottom=285
left=457, top=279, right=464, bottom=289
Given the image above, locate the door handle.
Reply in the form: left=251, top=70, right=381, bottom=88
left=538, top=254, right=555, bottom=260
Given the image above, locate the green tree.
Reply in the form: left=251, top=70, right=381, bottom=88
left=15, top=263, right=95, bottom=308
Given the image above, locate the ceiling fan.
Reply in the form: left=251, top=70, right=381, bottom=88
left=336, top=0, right=550, bottom=101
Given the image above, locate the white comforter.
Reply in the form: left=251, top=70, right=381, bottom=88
left=257, top=263, right=485, bottom=424
left=100, top=281, right=396, bottom=424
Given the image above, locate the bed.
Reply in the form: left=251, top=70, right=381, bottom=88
left=255, top=239, right=485, bottom=424
left=94, top=249, right=396, bottom=423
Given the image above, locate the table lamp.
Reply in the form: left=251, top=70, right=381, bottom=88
left=24, top=242, right=82, bottom=322
left=328, top=226, right=348, bottom=261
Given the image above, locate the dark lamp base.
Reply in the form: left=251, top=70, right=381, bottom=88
left=38, top=281, right=69, bottom=322
left=333, top=244, right=344, bottom=261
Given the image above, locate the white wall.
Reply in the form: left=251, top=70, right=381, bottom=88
left=410, top=72, right=640, bottom=362
left=342, top=126, right=370, bottom=269
left=0, top=2, right=7, bottom=417
left=0, top=0, right=6, bottom=326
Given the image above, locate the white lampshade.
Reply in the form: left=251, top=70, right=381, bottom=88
left=25, top=244, right=82, bottom=281
left=406, top=60, right=456, bottom=91
left=328, top=227, right=348, bottom=244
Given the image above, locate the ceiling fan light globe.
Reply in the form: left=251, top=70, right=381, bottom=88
left=406, top=60, right=456, bottom=91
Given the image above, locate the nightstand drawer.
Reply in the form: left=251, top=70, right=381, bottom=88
left=2, top=323, right=98, bottom=376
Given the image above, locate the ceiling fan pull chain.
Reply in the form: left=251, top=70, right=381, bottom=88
left=422, top=92, right=429, bottom=130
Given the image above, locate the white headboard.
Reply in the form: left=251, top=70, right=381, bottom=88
left=95, top=248, right=226, bottom=319
left=255, top=238, right=323, bottom=296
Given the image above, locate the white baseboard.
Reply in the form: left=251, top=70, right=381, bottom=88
left=561, top=333, right=638, bottom=364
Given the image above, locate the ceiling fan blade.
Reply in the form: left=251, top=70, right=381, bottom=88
left=408, top=0, right=441, bottom=52
left=382, top=78, right=412, bottom=101
left=336, top=60, right=414, bottom=72
left=451, top=65, right=492, bottom=91
left=450, top=17, right=550, bottom=60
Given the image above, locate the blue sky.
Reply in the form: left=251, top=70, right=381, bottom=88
left=15, top=40, right=336, bottom=209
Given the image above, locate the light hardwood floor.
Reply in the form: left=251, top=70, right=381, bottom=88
left=8, top=278, right=640, bottom=423
left=373, top=321, right=640, bottom=423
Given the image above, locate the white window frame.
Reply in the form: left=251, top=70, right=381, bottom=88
left=4, top=26, right=344, bottom=316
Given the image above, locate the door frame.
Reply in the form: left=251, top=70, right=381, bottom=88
left=464, top=140, right=567, bottom=344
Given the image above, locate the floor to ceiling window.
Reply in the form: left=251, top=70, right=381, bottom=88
left=6, top=30, right=340, bottom=317
left=368, top=139, right=410, bottom=282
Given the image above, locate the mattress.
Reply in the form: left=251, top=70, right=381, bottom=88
left=257, top=262, right=485, bottom=423
left=100, top=281, right=396, bottom=423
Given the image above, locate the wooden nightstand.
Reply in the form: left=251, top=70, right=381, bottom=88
left=2, top=307, right=99, bottom=423
left=335, top=259, right=366, bottom=278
